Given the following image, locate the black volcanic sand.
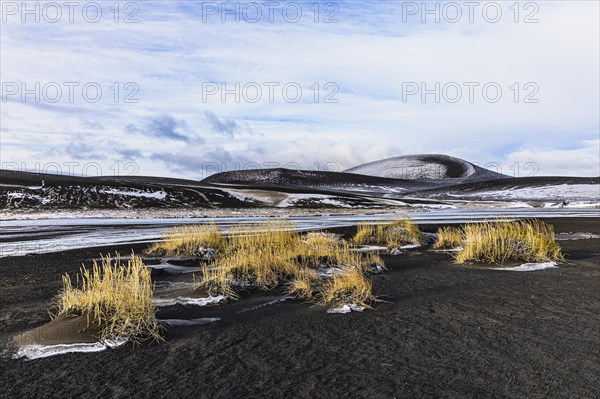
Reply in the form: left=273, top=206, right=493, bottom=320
left=0, top=218, right=599, bottom=398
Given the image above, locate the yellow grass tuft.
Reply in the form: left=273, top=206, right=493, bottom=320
left=58, top=253, right=161, bottom=343
left=317, top=266, right=374, bottom=307
left=354, top=218, right=423, bottom=247
left=286, top=269, right=319, bottom=300
left=196, top=220, right=304, bottom=296
left=433, top=226, right=464, bottom=249
left=146, top=222, right=225, bottom=256
left=190, top=220, right=380, bottom=307
left=434, top=220, right=563, bottom=264
left=302, top=232, right=340, bottom=254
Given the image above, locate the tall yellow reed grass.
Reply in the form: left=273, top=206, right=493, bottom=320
left=433, top=226, right=463, bottom=249
left=354, top=219, right=423, bottom=247
left=190, top=221, right=382, bottom=307
left=317, top=266, right=374, bottom=307
left=433, top=220, right=563, bottom=264
left=146, top=222, right=225, bottom=256
left=58, top=253, right=161, bottom=343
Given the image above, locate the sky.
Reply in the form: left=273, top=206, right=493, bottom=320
left=1, top=0, right=599, bottom=179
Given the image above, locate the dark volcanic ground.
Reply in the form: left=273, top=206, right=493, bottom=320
left=0, top=219, right=599, bottom=398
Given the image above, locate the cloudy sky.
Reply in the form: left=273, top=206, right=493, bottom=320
left=1, top=0, right=598, bottom=179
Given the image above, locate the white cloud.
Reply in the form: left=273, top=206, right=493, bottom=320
left=0, top=1, right=598, bottom=177
left=502, top=140, right=600, bottom=177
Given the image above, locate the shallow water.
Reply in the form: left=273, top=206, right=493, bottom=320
left=1, top=208, right=598, bottom=257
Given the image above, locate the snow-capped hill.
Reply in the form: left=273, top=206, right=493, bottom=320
left=345, top=154, right=507, bottom=181
left=202, top=168, right=432, bottom=193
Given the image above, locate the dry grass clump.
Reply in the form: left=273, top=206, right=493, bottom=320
left=354, top=219, right=423, bottom=247
left=287, top=269, right=319, bottom=300
left=58, top=253, right=161, bottom=343
left=317, top=267, right=374, bottom=308
left=220, top=220, right=303, bottom=290
left=434, top=220, right=563, bottom=264
left=197, top=221, right=305, bottom=297
left=302, top=232, right=340, bottom=256
left=433, top=226, right=464, bottom=249
left=146, top=222, right=224, bottom=256
left=192, top=220, right=381, bottom=307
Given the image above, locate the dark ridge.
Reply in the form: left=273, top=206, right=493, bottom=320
left=0, top=170, right=203, bottom=187
left=202, top=168, right=433, bottom=190
left=0, top=169, right=253, bottom=210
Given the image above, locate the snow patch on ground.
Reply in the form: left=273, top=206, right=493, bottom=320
left=153, top=296, right=227, bottom=307
left=316, top=267, right=344, bottom=277
left=327, top=304, right=366, bottom=314
left=356, top=245, right=388, bottom=252
left=319, top=198, right=353, bottom=208
left=408, top=202, right=457, bottom=209
left=400, top=244, right=421, bottom=249
left=505, top=201, right=535, bottom=208
left=556, top=232, right=600, bottom=241
left=220, top=189, right=272, bottom=204
left=432, top=247, right=464, bottom=252
left=493, top=262, right=558, bottom=271
left=277, top=194, right=344, bottom=208
left=13, top=337, right=127, bottom=360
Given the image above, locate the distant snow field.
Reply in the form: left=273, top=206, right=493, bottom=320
left=456, top=184, right=599, bottom=201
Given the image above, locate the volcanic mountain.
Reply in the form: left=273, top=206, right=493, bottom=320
left=344, top=154, right=507, bottom=181
left=1, top=154, right=597, bottom=211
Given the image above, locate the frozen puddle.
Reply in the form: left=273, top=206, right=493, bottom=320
left=3, top=207, right=599, bottom=257
left=160, top=318, right=220, bottom=326
left=493, top=262, right=558, bottom=272
left=14, top=337, right=127, bottom=360
left=153, top=296, right=227, bottom=307
left=327, top=304, right=366, bottom=314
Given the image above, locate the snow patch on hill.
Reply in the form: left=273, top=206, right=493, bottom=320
left=449, top=184, right=599, bottom=201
